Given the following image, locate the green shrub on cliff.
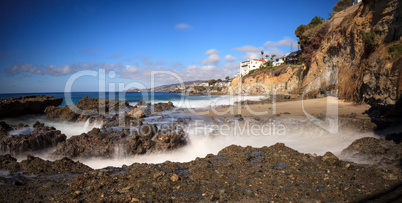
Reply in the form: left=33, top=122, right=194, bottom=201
left=309, top=16, right=325, bottom=27
left=333, top=0, right=353, bottom=13
left=387, top=44, right=402, bottom=59
left=363, top=30, right=378, bottom=46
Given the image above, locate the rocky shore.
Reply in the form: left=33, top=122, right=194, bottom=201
left=0, top=94, right=401, bottom=201
left=0, top=140, right=401, bottom=202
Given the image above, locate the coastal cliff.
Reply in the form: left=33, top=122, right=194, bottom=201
left=229, top=65, right=304, bottom=95
left=230, top=0, right=401, bottom=116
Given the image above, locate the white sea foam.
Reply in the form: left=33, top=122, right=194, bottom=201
left=3, top=116, right=102, bottom=138
left=80, top=118, right=380, bottom=169
left=129, top=95, right=267, bottom=109
left=8, top=127, right=34, bottom=136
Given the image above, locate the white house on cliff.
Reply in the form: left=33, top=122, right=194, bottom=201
left=238, top=59, right=267, bottom=76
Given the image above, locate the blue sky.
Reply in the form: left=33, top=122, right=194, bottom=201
left=0, top=0, right=338, bottom=93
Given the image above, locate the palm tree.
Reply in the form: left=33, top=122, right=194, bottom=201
left=271, top=54, right=277, bottom=61
left=265, top=55, right=270, bottom=60
left=261, top=50, right=264, bottom=59
left=225, top=76, right=230, bottom=82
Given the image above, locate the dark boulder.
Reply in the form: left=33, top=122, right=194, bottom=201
left=137, top=100, right=147, bottom=106
left=53, top=124, right=186, bottom=158
left=0, top=121, right=12, bottom=136
left=153, top=101, right=175, bottom=112
left=0, top=95, right=63, bottom=118
left=52, top=128, right=130, bottom=158
left=340, top=137, right=402, bottom=166
left=44, top=96, right=130, bottom=121
left=0, top=121, right=66, bottom=154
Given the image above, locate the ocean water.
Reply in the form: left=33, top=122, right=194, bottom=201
left=0, top=92, right=383, bottom=169
left=0, top=92, right=265, bottom=109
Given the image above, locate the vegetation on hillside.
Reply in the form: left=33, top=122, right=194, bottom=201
left=329, top=0, right=353, bottom=19
left=387, top=44, right=402, bottom=59
left=362, top=29, right=378, bottom=53
left=295, top=16, right=328, bottom=67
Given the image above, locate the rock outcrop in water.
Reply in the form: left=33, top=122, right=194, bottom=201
left=44, top=96, right=130, bottom=121
left=0, top=121, right=66, bottom=154
left=340, top=136, right=402, bottom=167
left=0, top=95, right=63, bottom=118
left=52, top=123, right=187, bottom=158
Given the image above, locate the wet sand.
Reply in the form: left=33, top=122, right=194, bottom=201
left=193, top=97, right=371, bottom=119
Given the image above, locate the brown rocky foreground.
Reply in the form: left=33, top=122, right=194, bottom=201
left=0, top=140, right=401, bottom=202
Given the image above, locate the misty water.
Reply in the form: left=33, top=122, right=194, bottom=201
left=1, top=92, right=393, bottom=169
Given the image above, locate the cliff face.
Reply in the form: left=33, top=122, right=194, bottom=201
left=304, top=0, right=401, bottom=113
left=229, top=65, right=304, bottom=95
left=230, top=0, right=401, bottom=116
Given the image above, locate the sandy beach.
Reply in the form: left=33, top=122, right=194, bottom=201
left=194, top=97, right=372, bottom=119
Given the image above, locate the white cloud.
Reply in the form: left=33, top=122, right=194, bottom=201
left=187, top=65, right=198, bottom=71
left=137, top=55, right=166, bottom=66
left=224, top=55, right=237, bottom=62
left=204, top=49, right=219, bottom=55
left=223, top=63, right=239, bottom=70
left=200, top=54, right=220, bottom=65
left=232, top=45, right=262, bottom=52
left=264, top=37, right=297, bottom=47
left=232, top=45, right=264, bottom=60
left=264, top=37, right=298, bottom=57
left=200, top=65, right=215, bottom=71
left=175, top=23, right=192, bottom=30
left=5, top=64, right=42, bottom=75
left=4, top=61, right=238, bottom=87
left=5, top=62, right=125, bottom=76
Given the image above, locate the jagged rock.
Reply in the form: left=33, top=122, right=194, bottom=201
left=0, top=121, right=12, bottom=136
left=138, top=124, right=158, bottom=138
left=53, top=123, right=186, bottom=158
left=76, top=96, right=129, bottom=113
left=51, top=128, right=128, bottom=158
left=340, top=136, right=402, bottom=166
left=45, top=96, right=130, bottom=121
left=153, top=101, right=175, bottom=112
left=0, top=95, right=63, bottom=118
left=137, top=100, right=146, bottom=106
left=0, top=121, right=66, bottom=154
left=126, top=108, right=145, bottom=119
left=44, top=106, right=78, bottom=121
left=322, top=152, right=339, bottom=166
left=128, top=127, right=186, bottom=155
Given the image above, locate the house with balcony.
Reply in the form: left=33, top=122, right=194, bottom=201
left=273, top=56, right=286, bottom=66
left=285, top=50, right=301, bottom=65
left=239, top=59, right=267, bottom=76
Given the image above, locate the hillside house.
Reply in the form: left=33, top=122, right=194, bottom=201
left=239, top=59, right=267, bottom=76
left=285, top=50, right=301, bottom=65
left=273, top=56, right=286, bottom=66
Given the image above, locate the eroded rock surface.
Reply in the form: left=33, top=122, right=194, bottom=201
left=340, top=136, right=402, bottom=167
left=52, top=124, right=187, bottom=158
left=0, top=95, right=63, bottom=118
left=0, top=121, right=66, bottom=154
left=44, top=96, right=130, bottom=121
